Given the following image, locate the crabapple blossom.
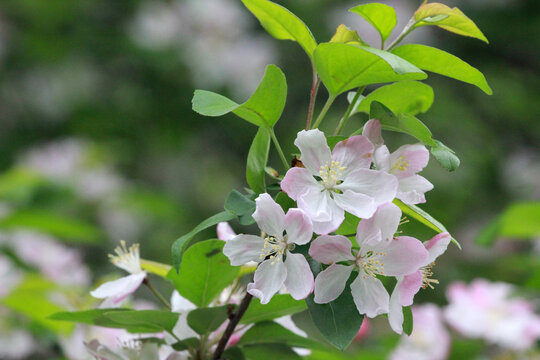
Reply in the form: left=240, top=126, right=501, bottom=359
left=389, top=232, right=451, bottom=334
left=223, top=193, right=314, bottom=304
left=444, top=279, right=540, bottom=350
left=90, top=241, right=146, bottom=307
left=281, top=129, right=398, bottom=234
left=217, top=222, right=236, bottom=241
left=309, top=204, right=428, bottom=317
left=363, top=119, right=433, bottom=204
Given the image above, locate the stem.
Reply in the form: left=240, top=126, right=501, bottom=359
left=212, top=292, right=253, bottom=360
left=305, top=64, right=321, bottom=130
left=334, top=87, right=365, bottom=136
left=385, top=16, right=417, bottom=51
left=270, top=128, right=289, bottom=170
left=311, top=95, right=336, bottom=129
left=143, top=278, right=171, bottom=310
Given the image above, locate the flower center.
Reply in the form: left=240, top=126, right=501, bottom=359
left=109, top=240, right=142, bottom=274
left=319, top=161, right=347, bottom=190
left=421, top=262, right=439, bottom=289
left=356, top=250, right=386, bottom=279
left=390, top=155, right=409, bottom=172
left=259, top=235, right=287, bottom=265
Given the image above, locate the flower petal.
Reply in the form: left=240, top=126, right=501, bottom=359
left=284, top=209, right=313, bottom=245
left=373, top=145, right=391, bottom=172
left=294, top=129, right=332, bottom=174
left=388, top=285, right=404, bottom=335
left=309, top=235, right=354, bottom=264
left=337, top=168, right=398, bottom=206
left=350, top=274, right=389, bottom=318
left=90, top=272, right=146, bottom=303
left=253, top=193, right=285, bottom=237
left=223, top=234, right=265, bottom=266
left=424, top=232, right=451, bottom=265
left=313, top=263, right=354, bottom=303
left=297, top=188, right=344, bottom=235
left=247, top=260, right=287, bottom=304
left=171, top=291, right=196, bottom=312
left=362, top=119, right=384, bottom=149
left=397, top=271, right=424, bottom=306
left=397, top=175, right=434, bottom=204
left=284, top=252, right=314, bottom=300
left=281, top=167, right=320, bottom=201
left=356, top=202, right=401, bottom=247
left=389, top=144, right=430, bottom=179
left=333, top=190, right=376, bottom=219
left=331, top=135, right=373, bottom=174
left=172, top=312, right=198, bottom=340
left=373, top=236, right=428, bottom=276
left=217, top=222, right=236, bottom=241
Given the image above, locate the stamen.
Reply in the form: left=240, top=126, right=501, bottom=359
left=421, top=262, right=439, bottom=289
left=318, top=161, right=347, bottom=190
left=399, top=216, right=409, bottom=226
left=109, top=240, right=142, bottom=274
left=259, top=236, right=286, bottom=265
left=390, top=155, right=409, bottom=172
left=358, top=250, right=386, bottom=278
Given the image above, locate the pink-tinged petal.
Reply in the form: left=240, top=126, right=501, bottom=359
left=331, top=135, right=373, bottom=174
left=281, top=167, right=320, bottom=201
left=397, top=175, right=434, bottom=204
left=217, top=222, right=236, bottom=241
left=333, top=190, right=376, bottom=219
left=356, top=203, right=401, bottom=247
left=284, top=209, right=313, bottom=246
left=337, top=168, right=398, bottom=207
left=362, top=119, right=384, bottom=149
left=397, top=271, right=423, bottom=306
left=373, top=145, right=391, bottom=172
left=350, top=274, right=389, bottom=318
left=223, top=234, right=265, bottom=266
left=309, top=235, right=355, bottom=264
left=313, top=263, right=354, bottom=304
left=253, top=193, right=285, bottom=237
left=388, top=286, right=404, bottom=334
left=247, top=260, right=287, bottom=304
left=424, top=232, right=451, bottom=265
left=373, top=236, right=428, bottom=276
left=297, top=189, right=344, bottom=235
left=389, top=144, right=430, bottom=179
left=294, top=129, right=332, bottom=174
left=311, top=214, right=344, bottom=235
left=90, top=272, right=146, bottom=303
left=284, top=252, right=314, bottom=300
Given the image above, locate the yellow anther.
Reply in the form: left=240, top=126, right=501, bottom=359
left=390, top=156, right=409, bottom=172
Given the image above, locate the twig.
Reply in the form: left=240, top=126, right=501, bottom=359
left=143, top=278, right=171, bottom=310
left=306, top=65, right=321, bottom=130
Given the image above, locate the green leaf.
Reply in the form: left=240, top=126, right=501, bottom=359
left=430, top=139, right=460, bottom=171
left=392, top=44, right=492, bottom=95
left=238, top=321, right=323, bottom=349
left=241, top=294, right=307, bottom=324
left=350, top=81, right=434, bottom=116
left=187, top=306, right=230, bottom=335
left=326, top=136, right=347, bottom=150
left=335, top=212, right=361, bottom=236
left=103, top=310, right=179, bottom=333
left=225, top=190, right=256, bottom=217
left=140, top=259, right=171, bottom=278
left=402, top=306, right=413, bottom=336
left=241, top=0, right=317, bottom=58
left=413, top=3, right=488, bottom=43
left=330, top=24, right=364, bottom=44
left=172, top=338, right=200, bottom=351
left=168, top=240, right=239, bottom=307
left=192, top=64, right=287, bottom=128
left=241, top=344, right=302, bottom=360
left=0, top=168, right=48, bottom=203
left=349, top=3, right=397, bottom=44
left=171, top=211, right=236, bottom=271
left=49, top=309, right=130, bottom=325
left=247, top=128, right=271, bottom=194
left=274, top=192, right=296, bottom=213
left=313, top=43, right=426, bottom=97
left=223, top=347, right=246, bottom=360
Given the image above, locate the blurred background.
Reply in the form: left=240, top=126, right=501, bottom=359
left=0, top=0, right=538, bottom=359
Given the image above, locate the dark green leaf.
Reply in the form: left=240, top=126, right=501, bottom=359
left=335, top=212, right=361, bottom=236
left=247, top=127, right=271, bottom=194
left=274, top=192, right=296, bottom=213
left=241, top=294, right=307, bottom=324
left=172, top=338, right=200, bottom=351
left=326, top=136, right=347, bottom=150
left=402, top=306, right=413, bottom=336
left=349, top=3, right=397, bottom=43
left=430, top=139, right=460, bottom=171
left=187, top=306, right=230, bottom=335
left=241, top=344, right=302, bottom=360
left=102, top=310, right=179, bottom=333
left=238, top=321, right=323, bottom=349
left=223, top=347, right=246, bottom=360
left=225, top=190, right=256, bottom=217
left=49, top=309, right=130, bottom=325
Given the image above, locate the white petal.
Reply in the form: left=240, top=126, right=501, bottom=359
left=424, top=232, right=451, bottom=265
left=373, top=145, right=391, bottom=172
left=389, top=144, right=430, bottom=179
left=337, top=168, right=398, bottom=206
left=223, top=234, right=265, bottom=266
left=172, top=312, right=197, bottom=341
left=90, top=273, right=146, bottom=303
left=388, top=283, right=404, bottom=334
left=247, top=260, right=287, bottom=304
left=309, top=235, right=354, bottom=264
left=397, top=175, right=434, bottom=204
left=284, top=252, right=314, bottom=300
left=171, top=291, right=196, bottom=313
left=333, top=190, right=376, bottom=219
left=280, top=167, right=320, bottom=201
left=294, top=129, right=332, bottom=174
left=284, top=209, right=313, bottom=245
left=331, top=135, right=373, bottom=174
left=362, top=119, right=384, bottom=149
left=370, top=236, right=428, bottom=276
left=350, top=274, right=389, bottom=318
left=253, top=193, right=286, bottom=237
left=313, top=264, right=354, bottom=304
left=356, top=203, right=401, bottom=247
left=297, top=189, right=345, bottom=235
left=216, top=222, right=236, bottom=241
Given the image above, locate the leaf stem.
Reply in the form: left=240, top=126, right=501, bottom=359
left=270, top=127, right=290, bottom=171
left=212, top=292, right=253, bottom=360
left=312, top=95, right=336, bottom=129
left=143, top=278, right=171, bottom=310
left=305, top=64, right=321, bottom=130
left=385, top=16, right=417, bottom=51
left=334, top=87, right=365, bottom=135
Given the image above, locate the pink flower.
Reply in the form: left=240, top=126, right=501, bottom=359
left=223, top=193, right=314, bottom=304
left=309, top=204, right=428, bottom=318
left=281, top=129, right=398, bottom=234
left=389, top=232, right=451, bottom=334
left=389, top=304, right=450, bottom=360
left=444, top=279, right=540, bottom=350
left=363, top=119, right=433, bottom=204
left=217, top=222, right=236, bottom=241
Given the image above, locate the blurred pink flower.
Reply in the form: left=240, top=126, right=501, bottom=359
left=0, top=255, right=23, bottom=298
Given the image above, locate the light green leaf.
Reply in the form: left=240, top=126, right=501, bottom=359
left=241, top=294, right=307, bottom=324
left=313, top=43, right=426, bottom=96
left=49, top=309, right=130, bottom=325
left=349, top=3, right=397, bottom=44
left=241, top=0, right=317, bottom=58
left=168, top=240, right=239, bottom=307
left=392, top=44, right=492, bottom=94
left=0, top=168, right=48, bottom=203
left=103, top=310, right=179, bottom=333
left=187, top=306, right=229, bottom=335
left=247, top=128, right=271, bottom=194
left=238, top=321, right=324, bottom=349
left=330, top=24, right=364, bottom=44
left=414, top=3, right=488, bottom=43
left=350, top=81, right=434, bottom=116
left=430, top=139, right=460, bottom=171
left=192, top=64, right=287, bottom=128
left=402, top=306, right=413, bottom=336
left=335, top=212, right=361, bottom=236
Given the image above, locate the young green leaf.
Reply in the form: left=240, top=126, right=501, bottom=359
left=247, top=128, right=271, bottom=194
left=168, top=240, right=239, bottom=307
left=187, top=306, right=230, bottom=335
left=140, top=259, right=172, bottom=278
left=241, top=294, right=307, bottom=324
left=402, top=306, right=413, bottom=336
left=413, top=3, right=488, bottom=43
left=350, top=80, right=434, bottom=116
left=241, top=0, right=317, bottom=58
left=392, top=44, right=492, bottom=95
left=349, top=3, right=397, bottom=44
left=238, top=321, right=324, bottom=349
left=430, top=139, right=460, bottom=171
left=103, top=310, right=179, bottom=333
left=192, top=64, right=287, bottom=128
left=313, top=43, right=426, bottom=96
left=330, top=24, right=364, bottom=44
